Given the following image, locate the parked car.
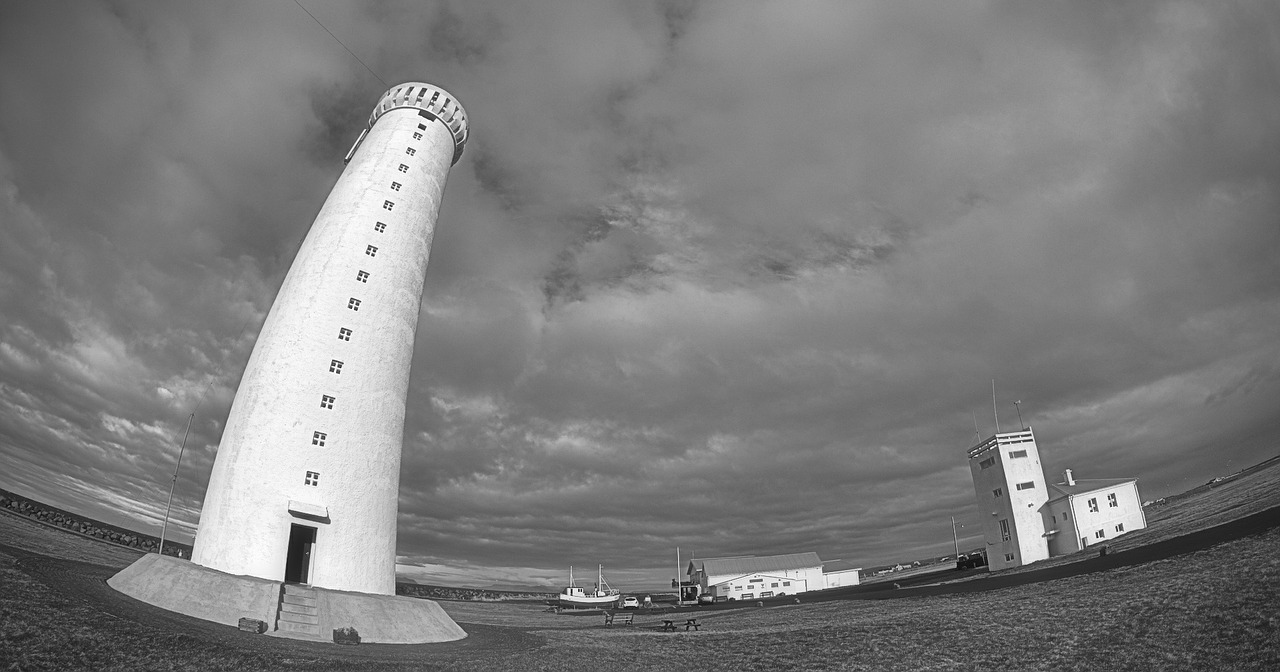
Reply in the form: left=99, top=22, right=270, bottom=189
left=621, top=596, right=640, bottom=609
left=697, top=593, right=715, bottom=605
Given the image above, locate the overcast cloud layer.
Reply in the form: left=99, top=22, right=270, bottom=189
left=1, top=1, right=1278, bottom=590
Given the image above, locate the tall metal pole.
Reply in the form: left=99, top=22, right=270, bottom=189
left=158, top=412, right=194, bottom=556
left=1014, top=400, right=1025, bottom=430
left=951, top=516, right=960, bottom=560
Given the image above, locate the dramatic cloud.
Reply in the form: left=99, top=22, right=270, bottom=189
left=2, top=1, right=1277, bottom=589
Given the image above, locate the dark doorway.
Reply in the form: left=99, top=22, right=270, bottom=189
left=284, top=524, right=316, bottom=584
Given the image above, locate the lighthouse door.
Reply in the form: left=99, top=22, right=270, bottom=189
left=284, top=524, right=316, bottom=584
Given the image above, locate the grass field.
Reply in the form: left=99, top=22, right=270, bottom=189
left=2, top=459, right=1279, bottom=671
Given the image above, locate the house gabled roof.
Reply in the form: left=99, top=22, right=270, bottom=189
left=690, top=552, right=822, bottom=577
left=822, top=559, right=862, bottom=574
left=1047, top=477, right=1137, bottom=502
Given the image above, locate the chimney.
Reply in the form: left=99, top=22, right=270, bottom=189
left=1064, top=469, right=1075, bottom=486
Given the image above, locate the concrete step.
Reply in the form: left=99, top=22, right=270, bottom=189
left=282, top=593, right=317, bottom=608
left=283, top=584, right=317, bottom=597
left=276, top=619, right=320, bottom=635
left=280, top=601, right=318, bottom=616
left=278, top=610, right=320, bottom=626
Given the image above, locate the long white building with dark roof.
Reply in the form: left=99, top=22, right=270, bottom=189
left=687, top=552, right=860, bottom=600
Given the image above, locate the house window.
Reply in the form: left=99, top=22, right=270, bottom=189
left=1051, top=514, right=1057, bottom=524
left=1095, top=529, right=1105, bottom=539
left=761, top=591, right=773, bottom=598
left=413, top=132, right=423, bottom=140
left=418, top=123, right=427, bottom=130
left=366, top=245, right=378, bottom=257
left=979, top=457, right=995, bottom=470
left=383, top=200, right=394, bottom=210
left=390, top=181, right=402, bottom=191
left=1004, top=553, right=1015, bottom=562
left=999, top=519, right=1010, bottom=542
left=1115, top=523, right=1125, bottom=533
left=1016, top=481, right=1035, bottom=491
left=348, top=298, right=361, bottom=311
left=771, top=583, right=778, bottom=588
left=330, top=360, right=343, bottom=374
left=742, top=593, right=753, bottom=600
left=312, top=431, right=326, bottom=447
left=735, top=586, right=742, bottom=591
left=993, top=488, right=1003, bottom=498
left=305, top=471, right=319, bottom=486
left=356, top=270, right=369, bottom=283
left=1063, top=510, right=1069, bottom=519
left=1008, top=450, right=1028, bottom=459
left=374, top=222, right=387, bottom=233
left=320, top=395, right=334, bottom=410
left=398, top=164, right=409, bottom=173
left=1108, top=493, right=1118, bottom=508
left=783, top=581, right=790, bottom=586
left=406, top=147, right=416, bottom=156
left=1088, top=498, right=1099, bottom=513
left=338, top=327, right=352, bottom=341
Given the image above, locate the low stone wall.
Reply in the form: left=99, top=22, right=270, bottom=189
left=0, top=491, right=191, bottom=558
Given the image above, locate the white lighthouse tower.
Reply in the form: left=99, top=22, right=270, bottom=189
left=189, top=82, right=468, bottom=595
left=110, top=83, right=469, bottom=643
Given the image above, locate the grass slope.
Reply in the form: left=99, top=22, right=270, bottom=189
left=2, top=458, right=1279, bottom=671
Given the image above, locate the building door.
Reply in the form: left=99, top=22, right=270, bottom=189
left=284, top=524, right=316, bottom=584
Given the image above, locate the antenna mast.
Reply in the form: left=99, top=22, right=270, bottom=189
left=991, top=379, right=1000, bottom=433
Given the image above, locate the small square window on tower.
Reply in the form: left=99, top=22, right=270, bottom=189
left=320, top=395, right=335, bottom=410
left=1107, top=493, right=1118, bottom=508
left=993, top=488, right=1003, bottom=498
left=356, top=270, right=369, bottom=283
left=398, top=164, right=409, bottom=173
left=1095, top=529, right=1105, bottom=539
left=1088, top=498, right=1099, bottom=512
left=305, top=471, right=320, bottom=486
left=329, top=359, right=343, bottom=374
left=374, top=222, right=387, bottom=233
left=338, top=327, right=352, bottom=341
left=418, top=123, right=427, bottom=130
left=312, top=431, right=326, bottom=446
left=413, top=132, right=423, bottom=140
left=406, top=147, right=416, bottom=156
left=366, top=245, right=378, bottom=257
left=383, top=200, right=395, bottom=210
left=1016, top=481, right=1035, bottom=491
left=348, top=298, right=361, bottom=311
left=1115, top=523, right=1124, bottom=532
left=391, top=181, right=402, bottom=191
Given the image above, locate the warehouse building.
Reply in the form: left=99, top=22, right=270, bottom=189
left=687, top=552, right=860, bottom=600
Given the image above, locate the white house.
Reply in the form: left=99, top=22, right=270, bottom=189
left=1042, top=470, right=1147, bottom=556
left=821, top=559, right=863, bottom=589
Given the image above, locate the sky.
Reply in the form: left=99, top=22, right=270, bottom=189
left=1, top=1, right=1278, bottom=591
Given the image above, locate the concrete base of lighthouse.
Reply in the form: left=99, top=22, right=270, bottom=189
left=108, top=554, right=467, bottom=644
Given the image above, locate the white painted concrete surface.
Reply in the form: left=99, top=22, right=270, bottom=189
left=191, top=83, right=467, bottom=595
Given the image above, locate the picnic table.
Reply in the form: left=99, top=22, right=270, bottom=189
left=661, top=618, right=700, bottom=631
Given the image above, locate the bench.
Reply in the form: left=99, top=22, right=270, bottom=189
left=661, top=618, right=700, bottom=632
left=604, top=612, right=634, bottom=626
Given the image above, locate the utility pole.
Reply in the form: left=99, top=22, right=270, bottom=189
left=158, top=412, right=194, bottom=557
left=951, top=516, right=960, bottom=561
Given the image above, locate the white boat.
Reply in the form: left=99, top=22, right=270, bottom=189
left=555, top=565, right=620, bottom=609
